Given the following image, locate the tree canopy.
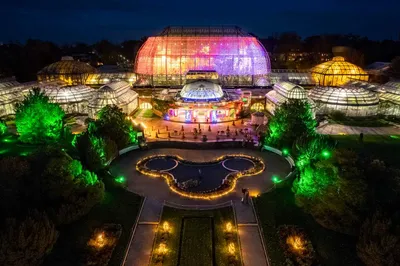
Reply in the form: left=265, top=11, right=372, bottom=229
left=15, top=88, right=65, bottom=144
left=0, top=211, right=58, bottom=266
left=265, top=99, right=316, bottom=149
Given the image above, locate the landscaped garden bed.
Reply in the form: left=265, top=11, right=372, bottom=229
left=253, top=188, right=362, bottom=266
left=43, top=186, right=143, bottom=266
left=149, top=205, right=242, bottom=266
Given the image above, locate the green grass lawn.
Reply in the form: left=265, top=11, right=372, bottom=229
left=43, top=186, right=143, bottom=266
left=0, top=134, right=38, bottom=157
left=150, top=206, right=242, bottom=266
left=180, top=217, right=213, bottom=266
left=328, top=118, right=390, bottom=127
left=253, top=188, right=362, bottom=266
left=142, top=109, right=157, bottom=118
left=332, top=134, right=400, bottom=165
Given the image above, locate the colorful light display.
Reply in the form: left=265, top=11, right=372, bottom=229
left=134, top=27, right=270, bottom=86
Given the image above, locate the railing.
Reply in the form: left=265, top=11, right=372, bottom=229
left=163, top=200, right=233, bottom=210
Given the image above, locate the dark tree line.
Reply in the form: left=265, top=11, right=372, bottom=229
left=1, top=33, right=399, bottom=82
left=0, top=39, right=144, bottom=82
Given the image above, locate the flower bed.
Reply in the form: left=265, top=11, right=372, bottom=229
left=85, top=224, right=122, bottom=266
left=136, top=154, right=265, bottom=199
left=278, top=225, right=317, bottom=266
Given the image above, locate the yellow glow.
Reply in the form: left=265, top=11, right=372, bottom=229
left=249, top=190, right=260, bottom=197
left=162, top=221, right=170, bottom=232
left=140, top=122, right=147, bottom=129
left=226, top=222, right=233, bottom=232
left=157, top=243, right=168, bottom=255
left=228, top=243, right=235, bottom=255
left=286, top=236, right=305, bottom=252
left=311, top=56, right=368, bottom=86
left=88, top=232, right=107, bottom=248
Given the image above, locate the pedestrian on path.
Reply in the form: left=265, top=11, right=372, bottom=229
left=245, top=189, right=249, bottom=204
left=241, top=188, right=246, bottom=203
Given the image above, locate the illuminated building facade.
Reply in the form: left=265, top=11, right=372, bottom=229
left=266, top=81, right=313, bottom=115
left=311, top=56, right=369, bottom=86
left=37, top=56, right=97, bottom=85
left=308, top=86, right=379, bottom=117
left=163, top=71, right=243, bottom=123
left=88, top=81, right=139, bottom=119
left=134, top=26, right=270, bottom=86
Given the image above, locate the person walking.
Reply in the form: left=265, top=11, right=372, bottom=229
left=244, top=189, right=250, bottom=204
left=241, top=188, right=246, bottom=203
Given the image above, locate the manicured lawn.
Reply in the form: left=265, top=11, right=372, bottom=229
left=150, top=206, right=242, bottom=266
left=332, top=134, right=400, bottom=165
left=180, top=217, right=213, bottom=265
left=0, top=134, right=38, bottom=157
left=142, top=109, right=157, bottom=118
left=43, top=186, right=143, bottom=266
left=328, top=117, right=390, bottom=127
left=253, top=188, right=362, bottom=266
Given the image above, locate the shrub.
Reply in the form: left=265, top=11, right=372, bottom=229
left=0, top=211, right=58, bottom=266
left=357, top=211, right=400, bottom=266
left=329, top=111, right=346, bottom=121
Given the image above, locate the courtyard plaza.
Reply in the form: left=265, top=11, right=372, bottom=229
left=110, top=148, right=292, bottom=266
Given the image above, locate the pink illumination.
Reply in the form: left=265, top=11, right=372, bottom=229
left=134, top=36, right=270, bottom=77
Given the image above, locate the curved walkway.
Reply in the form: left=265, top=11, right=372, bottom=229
left=111, top=148, right=291, bottom=266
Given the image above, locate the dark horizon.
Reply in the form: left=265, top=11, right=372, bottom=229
left=1, top=0, right=399, bottom=44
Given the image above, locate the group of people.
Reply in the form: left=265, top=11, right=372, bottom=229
left=241, top=188, right=250, bottom=204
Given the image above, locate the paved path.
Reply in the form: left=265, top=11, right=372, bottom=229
left=317, top=123, right=400, bottom=135
left=113, top=148, right=290, bottom=266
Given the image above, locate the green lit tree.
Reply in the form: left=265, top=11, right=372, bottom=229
left=76, top=122, right=118, bottom=171
left=32, top=148, right=105, bottom=225
left=294, top=134, right=335, bottom=169
left=95, top=105, right=137, bottom=149
left=265, top=100, right=316, bottom=149
left=0, top=118, right=7, bottom=136
left=293, top=149, right=368, bottom=234
left=357, top=211, right=400, bottom=266
left=15, top=88, right=65, bottom=144
left=0, top=211, right=58, bottom=266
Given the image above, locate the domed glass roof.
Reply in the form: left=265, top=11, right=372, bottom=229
left=38, top=57, right=96, bottom=75
left=89, top=81, right=138, bottom=109
left=41, top=85, right=95, bottom=104
left=308, top=86, right=379, bottom=106
left=311, top=56, right=369, bottom=86
left=180, top=80, right=224, bottom=100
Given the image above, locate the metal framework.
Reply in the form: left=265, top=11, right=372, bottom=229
left=309, top=86, right=379, bottom=116
left=134, top=26, right=270, bottom=86
left=88, top=81, right=139, bottom=119
left=37, top=58, right=97, bottom=85
left=311, top=56, right=369, bottom=86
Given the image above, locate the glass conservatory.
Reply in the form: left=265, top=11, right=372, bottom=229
left=308, top=86, right=379, bottom=116
left=134, top=26, right=271, bottom=86
left=311, top=56, right=369, bottom=86
left=88, top=81, right=139, bottom=119
left=167, top=80, right=242, bottom=123
left=39, top=85, right=95, bottom=114
left=0, top=87, right=21, bottom=117
left=268, top=69, right=314, bottom=86
left=37, top=57, right=97, bottom=85
left=266, top=81, right=311, bottom=114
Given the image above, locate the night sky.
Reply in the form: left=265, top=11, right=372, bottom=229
left=1, top=0, right=398, bottom=43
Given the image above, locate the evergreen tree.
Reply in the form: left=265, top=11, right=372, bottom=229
left=15, top=88, right=65, bottom=144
